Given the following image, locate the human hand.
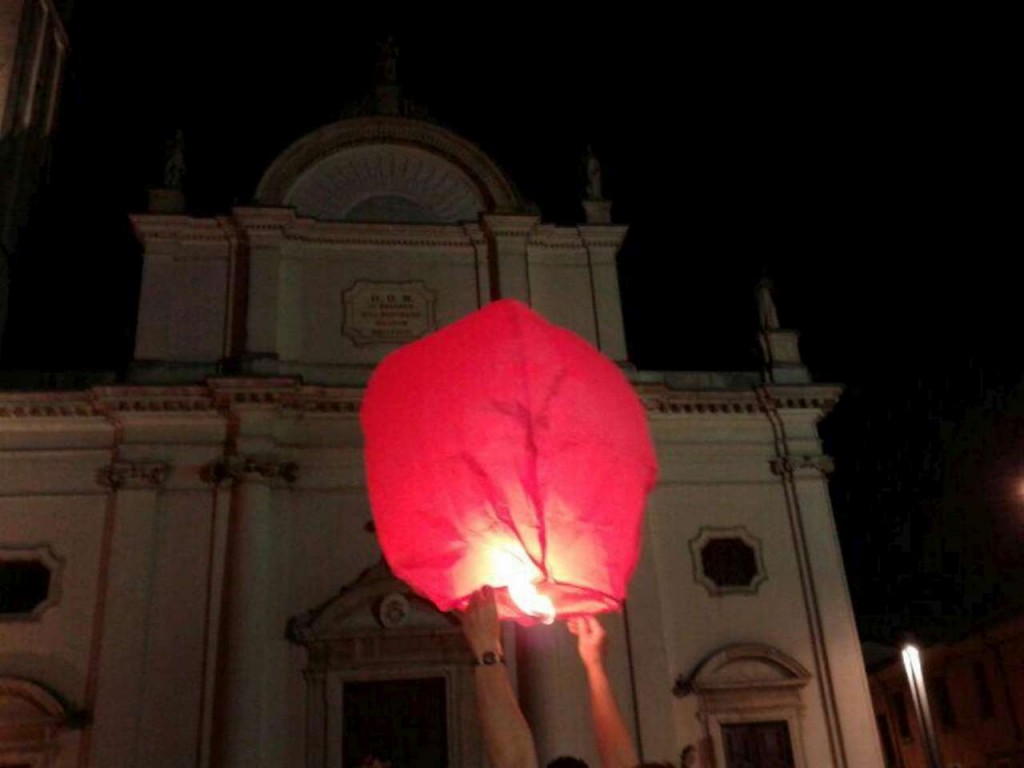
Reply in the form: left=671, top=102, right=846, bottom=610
left=460, top=586, right=503, bottom=658
left=567, top=615, right=607, bottom=669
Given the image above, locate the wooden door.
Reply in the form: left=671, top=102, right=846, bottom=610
left=722, top=720, right=796, bottom=768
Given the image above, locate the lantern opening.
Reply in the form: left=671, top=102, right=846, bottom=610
left=490, top=547, right=556, bottom=624
left=507, top=577, right=556, bottom=624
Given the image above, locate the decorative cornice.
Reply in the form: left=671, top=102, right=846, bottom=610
left=637, top=384, right=842, bottom=416
left=207, top=379, right=365, bottom=413
left=99, top=460, right=170, bottom=490
left=0, top=380, right=366, bottom=422
left=207, top=456, right=299, bottom=485
left=0, top=380, right=840, bottom=422
left=280, top=223, right=478, bottom=249
left=769, top=455, right=835, bottom=477
left=207, top=378, right=304, bottom=408
left=527, top=225, right=597, bottom=251
left=128, top=215, right=231, bottom=246
left=0, top=393, right=96, bottom=418
left=92, top=386, right=217, bottom=414
left=130, top=208, right=624, bottom=253
left=480, top=213, right=541, bottom=238
left=282, top=391, right=362, bottom=414
left=577, top=224, right=630, bottom=249
left=762, top=384, right=843, bottom=412
left=641, top=392, right=762, bottom=415
left=460, top=222, right=488, bottom=245
left=136, top=209, right=485, bottom=249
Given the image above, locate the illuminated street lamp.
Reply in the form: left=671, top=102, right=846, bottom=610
left=901, top=644, right=943, bottom=768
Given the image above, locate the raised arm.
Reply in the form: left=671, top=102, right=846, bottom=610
left=568, top=616, right=640, bottom=768
left=461, top=587, right=539, bottom=768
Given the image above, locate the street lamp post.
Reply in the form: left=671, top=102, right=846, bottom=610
left=901, top=644, right=943, bottom=768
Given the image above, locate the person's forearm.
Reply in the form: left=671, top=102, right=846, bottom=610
left=584, top=661, right=639, bottom=768
left=474, top=665, right=539, bottom=768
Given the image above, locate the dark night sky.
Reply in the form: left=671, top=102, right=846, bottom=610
left=3, top=7, right=1020, bottom=641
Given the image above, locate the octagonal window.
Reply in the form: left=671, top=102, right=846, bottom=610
left=701, top=537, right=758, bottom=588
left=0, top=545, right=62, bottom=621
left=689, top=527, right=766, bottom=596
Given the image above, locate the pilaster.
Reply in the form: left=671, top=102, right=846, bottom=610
left=579, top=224, right=629, bottom=362
left=480, top=213, right=539, bottom=303
left=89, top=460, right=169, bottom=768
left=211, top=454, right=297, bottom=768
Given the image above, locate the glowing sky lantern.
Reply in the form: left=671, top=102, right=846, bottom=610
left=361, top=300, right=658, bottom=624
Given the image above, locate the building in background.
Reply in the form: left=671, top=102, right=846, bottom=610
left=0, top=0, right=70, bottom=353
left=0, top=68, right=883, bottom=767
left=869, top=613, right=1024, bottom=768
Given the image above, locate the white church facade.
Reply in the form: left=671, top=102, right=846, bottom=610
left=0, top=99, right=884, bottom=767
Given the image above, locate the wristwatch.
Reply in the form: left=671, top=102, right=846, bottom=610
left=473, top=650, right=506, bottom=666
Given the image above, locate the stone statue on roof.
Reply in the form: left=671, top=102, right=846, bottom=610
left=757, top=275, right=781, bottom=331
left=584, top=144, right=603, bottom=200
left=163, top=129, right=185, bottom=189
left=377, top=37, right=399, bottom=86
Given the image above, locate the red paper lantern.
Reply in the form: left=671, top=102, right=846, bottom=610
left=361, top=299, right=657, bottom=623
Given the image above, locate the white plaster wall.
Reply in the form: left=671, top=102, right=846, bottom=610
left=0, top=493, right=105, bottom=712
left=282, top=486, right=383, bottom=767
left=277, top=411, right=373, bottom=767
left=650, top=478, right=834, bottom=760
left=89, top=486, right=162, bottom=768
left=643, top=413, right=835, bottom=764
left=134, top=246, right=229, bottom=362
left=0, top=388, right=877, bottom=767
left=793, top=473, right=886, bottom=767
left=129, top=488, right=215, bottom=767
left=276, top=242, right=481, bottom=366
left=585, top=245, right=628, bottom=362
left=527, top=247, right=599, bottom=348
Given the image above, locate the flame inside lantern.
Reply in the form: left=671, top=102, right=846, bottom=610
left=490, top=548, right=556, bottom=624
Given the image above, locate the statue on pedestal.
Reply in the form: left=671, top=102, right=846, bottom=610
left=163, top=129, right=185, bottom=190
left=757, top=276, right=781, bottom=331
left=377, top=37, right=399, bottom=86
left=584, top=144, right=603, bottom=201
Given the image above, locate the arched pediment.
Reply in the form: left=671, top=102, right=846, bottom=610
left=255, top=116, right=523, bottom=224
left=680, top=646, right=814, bottom=768
left=0, top=677, right=69, bottom=724
left=689, top=643, right=811, bottom=693
left=286, top=561, right=458, bottom=644
left=289, top=562, right=484, bottom=766
left=0, top=676, right=78, bottom=764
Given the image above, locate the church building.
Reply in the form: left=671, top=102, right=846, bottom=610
left=0, top=60, right=883, bottom=768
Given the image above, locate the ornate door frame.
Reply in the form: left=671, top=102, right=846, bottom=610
left=287, top=562, right=484, bottom=768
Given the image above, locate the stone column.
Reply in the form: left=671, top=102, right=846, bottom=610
left=516, top=615, right=638, bottom=766
left=89, top=460, right=169, bottom=768
left=211, top=456, right=297, bottom=768
left=480, top=214, right=539, bottom=303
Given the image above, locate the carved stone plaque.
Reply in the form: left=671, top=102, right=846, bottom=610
left=342, top=281, right=436, bottom=345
